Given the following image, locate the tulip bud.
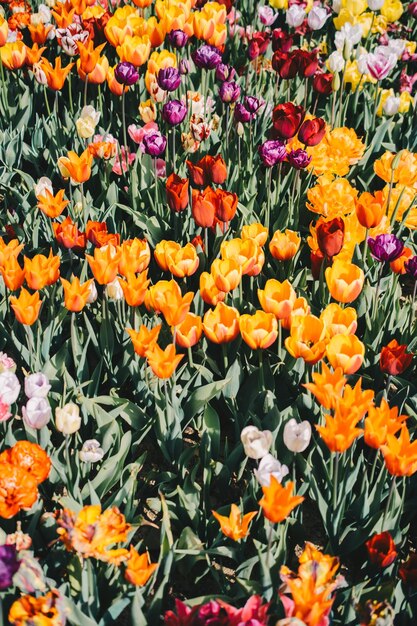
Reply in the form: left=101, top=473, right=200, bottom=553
left=24, top=373, right=51, bottom=399
left=240, top=425, right=272, bottom=459
left=332, top=73, right=341, bottom=90
left=22, top=397, right=51, bottom=429
left=283, top=418, right=312, bottom=452
left=0, top=371, right=20, bottom=405
left=55, top=402, right=81, bottom=435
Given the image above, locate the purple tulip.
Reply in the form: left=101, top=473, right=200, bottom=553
left=258, top=140, right=287, bottom=167
left=368, top=234, right=404, bottom=262
left=219, top=81, right=241, bottom=103
left=0, top=545, right=20, bottom=590
left=287, top=148, right=311, bottom=169
left=244, top=96, right=264, bottom=115
left=215, top=63, right=236, bottom=82
left=143, top=131, right=167, bottom=157
left=192, top=44, right=222, bottom=70
left=405, top=255, right=417, bottom=278
left=234, top=103, right=252, bottom=124
left=179, top=59, right=190, bottom=75
left=162, top=99, right=187, bottom=126
left=114, top=62, right=139, bottom=86
left=157, top=67, right=181, bottom=91
left=168, top=29, right=188, bottom=49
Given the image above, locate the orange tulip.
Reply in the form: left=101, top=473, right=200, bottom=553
left=146, top=343, right=184, bottom=379
left=211, top=258, right=241, bottom=293
left=52, top=4, right=76, bottom=28
left=320, top=303, right=357, bottom=338
left=281, top=296, right=310, bottom=331
left=241, top=222, right=268, bottom=247
left=381, top=426, right=417, bottom=477
left=0, top=463, right=38, bottom=519
left=0, top=238, right=23, bottom=266
left=212, top=504, right=257, bottom=541
left=0, top=41, right=26, bottom=70
left=116, top=35, right=151, bottom=66
left=119, top=239, right=150, bottom=276
left=37, top=189, right=69, bottom=219
left=77, top=54, right=109, bottom=84
left=86, top=244, right=121, bottom=285
left=269, top=229, right=301, bottom=261
left=166, top=173, right=189, bottom=213
left=28, top=22, right=54, bottom=45
left=325, top=260, right=364, bottom=303
left=175, top=312, right=203, bottom=348
left=77, top=40, right=106, bottom=75
left=61, top=277, right=94, bottom=312
left=337, top=378, right=374, bottom=420
left=58, top=149, right=93, bottom=184
left=203, top=302, right=240, bottom=344
left=216, top=189, right=238, bottom=223
left=166, top=243, right=199, bottom=278
left=127, top=324, right=161, bottom=358
left=326, top=334, right=365, bottom=375
left=53, top=217, right=86, bottom=250
left=118, top=272, right=150, bottom=307
left=146, top=16, right=166, bottom=48
left=24, top=43, right=46, bottom=67
left=191, top=187, right=218, bottom=228
left=285, top=315, right=327, bottom=365
left=86, top=221, right=120, bottom=248
left=259, top=477, right=304, bottom=523
left=199, top=272, right=226, bottom=306
left=221, top=238, right=260, bottom=276
left=0, top=256, right=25, bottom=291
left=39, top=57, right=74, bottom=90
left=364, top=399, right=408, bottom=450
left=239, top=311, right=278, bottom=350
left=258, top=279, right=297, bottom=320
left=355, top=191, right=386, bottom=228
left=316, top=411, right=363, bottom=454
left=154, top=241, right=179, bottom=272
left=390, top=247, right=414, bottom=275
left=124, top=548, right=158, bottom=587
left=0, top=16, right=9, bottom=47
left=303, top=362, right=346, bottom=410
left=24, top=251, right=60, bottom=290
left=10, top=288, right=42, bottom=325
left=148, top=280, right=194, bottom=327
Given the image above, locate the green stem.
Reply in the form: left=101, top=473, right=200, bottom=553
left=43, top=86, right=52, bottom=117
left=332, top=452, right=339, bottom=510
left=383, top=477, right=396, bottom=529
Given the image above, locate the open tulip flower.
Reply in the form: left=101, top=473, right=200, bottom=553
left=1, top=0, right=417, bottom=620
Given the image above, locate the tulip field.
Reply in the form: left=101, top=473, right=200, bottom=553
left=1, top=0, right=417, bottom=623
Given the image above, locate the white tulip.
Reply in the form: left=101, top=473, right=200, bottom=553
left=22, top=397, right=51, bottom=429
left=328, top=51, right=345, bottom=73
left=105, top=278, right=124, bottom=301
left=307, top=7, right=329, bottom=30
left=34, top=177, right=53, bottom=199
left=87, top=281, right=98, bottom=304
left=254, top=454, right=289, bottom=487
left=0, top=371, right=20, bottom=405
left=367, top=0, right=385, bottom=10
left=286, top=5, right=306, bottom=27
left=283, top=419, right=312, bottom=453
left=383, top=95, right=400, bottom=116
left=79, top=439, right=104, bottom=463
left=241, top=425, right=272, bottom=459
left=55, top=403, right=81, bottom=435
left=24, top=373, right=51, bottom=399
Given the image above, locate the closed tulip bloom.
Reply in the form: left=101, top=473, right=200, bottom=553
left=254, top=453, right=289, bottom=487
left=326, top=334, right=365, bottom=375
left=317, top=217, right=345, bottom=259
left=77, top=40, right=106, bottom=75
left=55, top=402, right=81, bottom=435
left=157, top=66, right=181, bottom=91
left=259, top=477, right=304, bottom=523
left=107, top=66, right=129, bottom=95
left=22, top=397, right=51, bottom=429
left=86, top=244, right=121, bottom=285
left=199, top=272, right=226, bottom=306
left=239, top=311, right=278, bottom=350
left=166, top=243, right=199, bottom=278
left=0, top=371, right=20, bottom=405
left=24, top=251, right=60, bottom=290
left=298, top=118, right=326, bottom=147
left=212, top=505, right=257, bottom=541
left=175, top=313, right=203, bottom=349
left=154, top=240, right=180, bottom=272
left=37, top=189, right=69, bottom=219
left=61, top=277, right=94, bottom=312
left=320, top=303, right=357, bottom=337
left=216, top=189, right=238, bottom=223
left=281, top=296, right=311, bottom=331
left=118, top=272, right=150, bottom=307
left=355, top=191, right=386, bottom=228
left=166, top=173, right=189, bottom=212
left=288, top=149, right=311, bottom=170
left=116, top=36, right=151, bottom=68
left=146, top=343, right=184, bottom=379
left=241, top=223, right=268, bottom=247
left=258, top=139, right=287, bottom=167
left=24, top=373, right=50, bottom=399
left=380, top=339, right=413, bottom=376
left=258, top=279, right=297, bottom=320
left=283, top=419, right=312, bottom=453
left=0, top=16, right=8, bottom=47
left=272, top=102, right=305, bottom=139
left=241, top=425, right=272, bottom=459
left=325, top=260, right=364, bottom=303
left=208, top=155, right=227, bottom=184
left=221, top=238, right=260, bottom=275
left=285, top=315, right=327, bottom=365
left=0, top=42, right=27, bottom=70
left=57, top=149, right=93, bottom=184
left=269, top=229, right=301, bottom=261
left=0, top=257, right=25, bottom=292
left=380, top=426, right=417, bottom=477
left=127, top=324, right=161, bottom=358
left=118, top=239, right=150, bottom=277
left=364, top=399, right=407, bottom=449
left=211, top=258, right=242, bottom=293
left=10, top=289, right=42, bottom=326
left=203, top=302, right=240, bottom=344
left=366, top=532, right=397, bottom=569
left=142, top=131, right=167, bottom=157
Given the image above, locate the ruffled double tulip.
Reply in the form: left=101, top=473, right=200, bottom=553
left=61, top=277, right=94, bottom=312
left=58, top=149, right=93, bottom=184
left=210, top=258, right=241, bottom=293
left=146, top=343, right=184, bottom=379
left=269, top=229, right=301, bottom=261
left=285, top=315, right=327, bottom=365
left=325, top=260, right=364, bottom=303
left=118, top=272, right=150, bottom=307
left=326, top=334, right=365, bottom=375
left=203, top=302, right=240, bottom=344
left=10, top=289, right=42, bottom=326
left=258, top=279, right=297, bottom=320
left=24, top=251, right=60, bottom=290
left=86, top=244, right=121, bottom=285
left=239, top=311, right=278, bottom=350
left=127, top=324, right=161, bottom=358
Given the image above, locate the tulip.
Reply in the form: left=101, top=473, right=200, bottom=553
left=157, top=66, right=181, bottom=91
left=24, top=373, right=50, bottom=399
left=258, top=140, right=287, bottom=167
left=166, top=243, right=199, bottom=278
left=241, top=223, right=268, bottom=247
left=75, top=105, right=100, bottom=139
left=37, top=189, right=69, bottom=219
left=303, top=362, right=347, bottom=410
left=316, top=411, right=363, bottom=454
left=175, top=313, right=203, bottom=349
left=192, top=44, right=222, bottom=69
left=326, top=334, right=365, bottom=375
left=320, top=303, right=357, bottom=337
left=285, top=315, right=327, bottom=365
left=57, top=149, right=93, bottom=184
left=254, top=454, right=289, bottom=487
left=219, top=81, right=240, bottom=103
left=272, top=102, right=305, bottom=139
left=118, top=239, right=150, bottom=277
left=269, top=229, right=301, bottom=261
left=307, top=6, right=329, bottom=29
left=380, top=425, right=417, bottom=477
left=355, top=191, right=386, bottom=228
left=297, top=118, right=326, bottom=147
left=53, top=217, right=86, bottom=251
left=127, top=325, right=161, bottom=358
left=55, top=403, right=81, bottom=435
left=212, top=505, right=257, bottom=541
left=216, top=190, right=238, bottom=223
left=405, top=256, right=417, bottom=279
left=259, top=477, right=304, bottom=523
left=0, top=257, right=25, bottom=292
left=77, top=40, right=106, bottom=75
left=79, top=439, right=104, bottom=463
left=0, top=545, right=19, bottom=590
left=240, top=311, right=278, bottom=350
left=221, top=238, right=260, bottom=275
left=215, top=63, right=235, bottom=82
left=272, top=51, right=299, bottom=79
left=118, top=272, right=150, bottom=308
left=162, top=99, right=187, bottom=126
left=283, top=419, right=312, bottom=453
left=61, top=277, right=94, bottom=312
left=0, top=42, right=27, bottom=70
left=258, top=279, right=297, bottom=321
left=380, top=339, right=413, bottom=376
left=240, top=425, right=272, bottom=459
left=211, top=258, right=241, bottom=293
left=313, top=72, right=333, bottom=95
left=39, top=57, right=74, bottom=91
left=10, top=289, right=42, bottom=326
left=399, top=554, right=417, bottom=587
left=125, top=548, right=158, bottom=587
left=203, top=302, right=240, bottom=344
left=146, top=343, right=184, bottom=379
left=364, top=399, right=407, bottom=449
left=325, top=260, right=364, bottom=303
left=368, top=234, right=404, bottom=262
left=199, top=272, right=226, bottom=306
left=22, top=397, right=51, bottom=429
left=287, top=149, right=311, bottom=170
left=168, top=29, right=188, bottom=49
left=390, top=248, right=414, bottom=275
left=116, top=37, right=151, bottom=68
left=142, top=131, right=167, bottom=157
left=295, top=51, right=319, bottom=78
left=0, top=372, right=20, bottom=405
